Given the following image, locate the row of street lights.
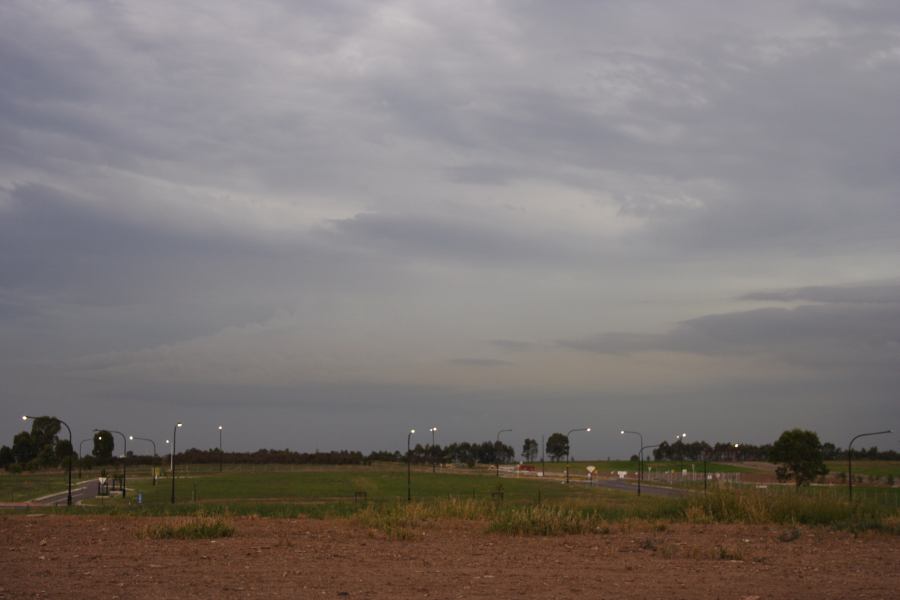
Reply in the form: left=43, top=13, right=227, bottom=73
left=17, top=415, right=895, bottom=505
left=20, top=418, right=228, bottom=505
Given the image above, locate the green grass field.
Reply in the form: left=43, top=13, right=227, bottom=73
left=127, top=467, right=604, bottom=506
left=0, top=471, right=72, bottom=502
left=825, top=460, right=900, bottom=478
left=4, top=464, right=899, bottom=535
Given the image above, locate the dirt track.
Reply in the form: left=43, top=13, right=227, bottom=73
left=1, top=515, right=898, bottom=599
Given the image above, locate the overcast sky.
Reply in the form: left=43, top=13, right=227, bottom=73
left=2, top=0, right=899, bottom=457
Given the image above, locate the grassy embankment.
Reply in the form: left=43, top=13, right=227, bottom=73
left=5, top=464, right=898, bottom=538
left=0, top=471, right=72, bottom=502
left=825, top=460, right=900, bottom=478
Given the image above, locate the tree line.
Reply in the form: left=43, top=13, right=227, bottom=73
left=650, top=439, right=898, bottom=462
left=2, top=417, right=896, bottom=478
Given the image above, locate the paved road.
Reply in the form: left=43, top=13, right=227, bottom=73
left=592, top=478, right=687, bottom=497
left=498, top=469, right=688, bottom=498
left=0, top=480, right=101, bottom=509
left=32, top=481, right=100, bottom=506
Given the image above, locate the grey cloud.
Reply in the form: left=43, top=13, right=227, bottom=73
left=561, top=284, right=900, bottom=373
left=489, top=339, right=536, bottom=352
left=741, top=281, right=900, bottom=304
left=0, top=182, right=410, bottom=359
left=324, top=212, right=578, bottom=265
left=445, top=164, right=524, bottom=186
left=449, top=358, right=512, bottom=367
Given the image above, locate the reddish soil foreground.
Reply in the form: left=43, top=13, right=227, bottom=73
left=1, top=515, right=898, bottom=599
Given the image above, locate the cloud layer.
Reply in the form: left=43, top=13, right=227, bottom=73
left=1, top=1, right=899, bottom=453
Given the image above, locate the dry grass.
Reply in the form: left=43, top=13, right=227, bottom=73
left=139, top=516, right=235, bottom=540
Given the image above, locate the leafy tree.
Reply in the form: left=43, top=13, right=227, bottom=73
left=93, top=430, right=114, bottom=463
left=0, top=445, right=13, bottom=468
left=12, top=431, right=36, bottom=465
left=769, top=429, right=828, bottom=487
left=477, top=441, right=495, bottom=464
left=522, top=438, right=538, bottom=462
left=29, top=417, right=61, bottom=450
left=55, top=439, right=75, bottom=467
left=546, top=433, right=568, bottom=462
left=494, top=441, right=515, bottom=465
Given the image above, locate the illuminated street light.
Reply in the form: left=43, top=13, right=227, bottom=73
left=620, top=430, right=644, bottom=496
left=24, top=415, right=73, bottom=506
left=218, top=426, right=224, bottom=473
left=95, top=429, right=127, bottom=498
left=129, top=435, right=158, bottom=486
left=407, top=429, right=415, bottom=502
left=78, top=436, right=98, bottom=479
left=674, top=433, right=687, bottom=475
left=429, top=426, right=438, bottom=473
left=170, top=422, right=183, bottom=504
left=565, top=427, right=591, bottom=485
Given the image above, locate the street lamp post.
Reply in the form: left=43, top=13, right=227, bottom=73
left=675, top=433, right=687, bottom=478
left=129, top=436, right=158, bottom=486
left=429, top=427, right=438, bottom=473
left=165, top=439, right=171, bottom=472
left=640, top=443, right=660, bottom=491
left=78, top=437, right=95, bottom=480
left=620, top=430, right=643, bottom=495
left=218, top=426, right=224, bottom=473
left=565, top=427, right=591, bottom=485
left=496, top=429, right=512, bottom=478
left=848, top=430, right=891, bottom=501
left=23, top=415, right=73, bottom=507
left=170, top=423, right=183, bottom=504
left=95, top=429, right=127, bottom=498
left=407, top=429, right=415, bottom=502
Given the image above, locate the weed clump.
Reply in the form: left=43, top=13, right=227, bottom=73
left=140, top=516, right=235, bottom=540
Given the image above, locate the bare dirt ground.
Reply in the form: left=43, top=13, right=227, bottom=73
left=1, top=514, right=898, bottom=599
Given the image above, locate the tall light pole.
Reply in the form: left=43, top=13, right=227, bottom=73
left=620, top=430, right=643, bottom=495
left=95, top=429, right=127, bottom=498
left=23, top=415, right=72, bottom=507
left=407, top=429, right=415, bottom=502
left=78, top=437, right=96, bottom=480
left=674, top=433, right=687, bottom=476
left=496, top=429, right=512, bottom=478
left=541, top=434, right=546, bottom=477
left=565, top=427, right=591, bottom=484
left=129, top=436, right=158, bottom=486
left=641, top=443, right=660, bottom=491
left=218, top=426, right=224, bottom=473
left=429, top=426, right=438, bottom=473
left=848, top=430, right=891, bottom=501
left=170, top=422, right=183, bottom=504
